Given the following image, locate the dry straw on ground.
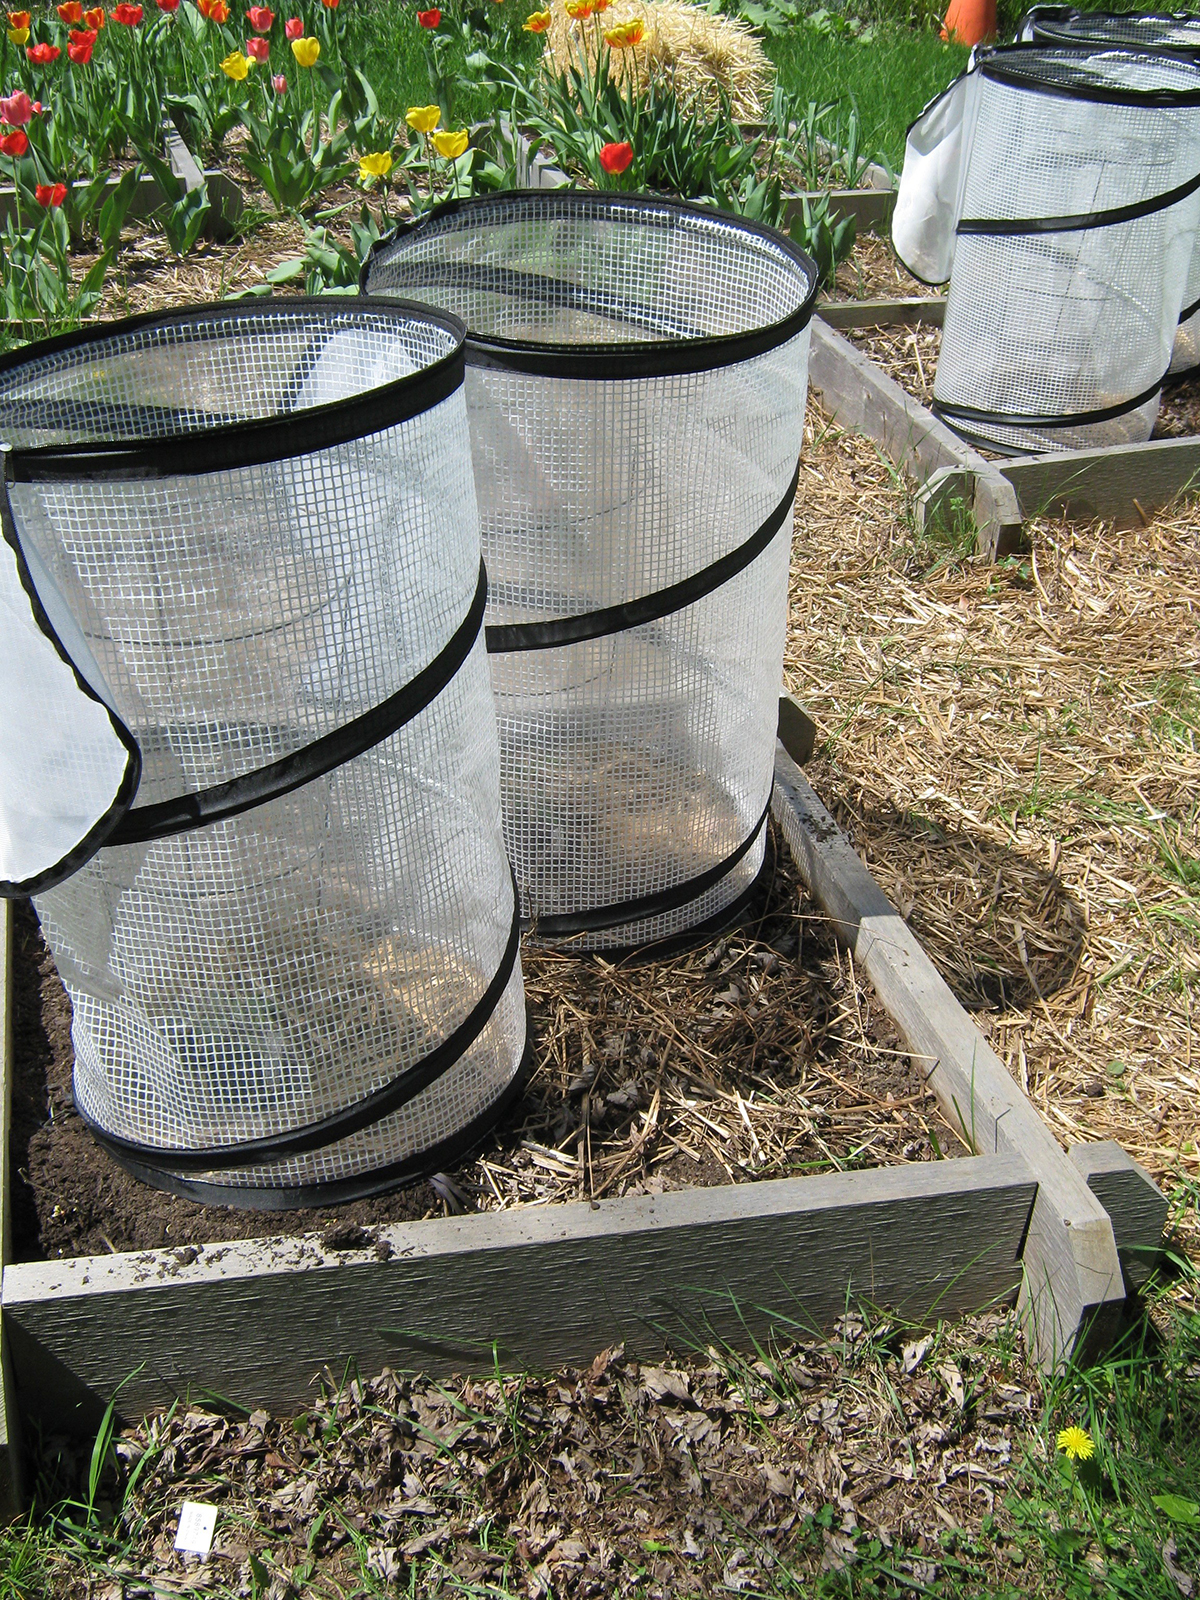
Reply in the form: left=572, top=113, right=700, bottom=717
left=789, top=401, right=1200, bottom=1248
left=543, top=0, right=771, bottom=121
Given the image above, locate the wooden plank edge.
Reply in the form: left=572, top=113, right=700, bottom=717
left=777, top=692, right=818, bottom=766
left=1069, top=1142, right=1168, bottom=1292
left=807, top=320, right=1024, bottom=561
left=0, top=903, right=24, bottom=1520
left=998, top=435, right=1200, bottom=527
left=818, top=297, right=946, bottom=331
left=3, top=1153, right=1035, bottom=1432
left=770, top=746, right=1125, bottom=1369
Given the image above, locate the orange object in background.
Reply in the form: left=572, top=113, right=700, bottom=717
left=941, top=0, right=995, bottom=44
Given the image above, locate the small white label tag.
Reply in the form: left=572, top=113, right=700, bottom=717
left=174, top=1501, right=218, bottom=1557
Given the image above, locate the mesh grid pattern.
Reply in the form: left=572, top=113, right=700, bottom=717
left=366, top=196, right=814, bottom=945
left=931, top=50, right=1200, bottom=452
left=2, top=305, right=524, bottom=1196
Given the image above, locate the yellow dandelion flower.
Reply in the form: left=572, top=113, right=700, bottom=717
left=523, top=7, right=550, bottom=27
left=290, top=34, right=319, bottom=65
left=431, top=128, right=468, bottom=159
left=220, top=49, right=252, bottom=78
left=405, top=104, right=441, bottom=133
left=1057, top=1426, right=1094, bottom=1462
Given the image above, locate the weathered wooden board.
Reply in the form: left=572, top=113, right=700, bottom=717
left=784, top=187, right=895, bottom=234
left=770, top=747, right=1125, bottom=1368
left=777, top=693, right=818, bottom=766
left=1069, top=1141, right=1168, bottom=1291
left=818, top=297, right=946, bottom=331
left=998, top=436, right=1200, bottom=526
left=0, top=906, right=23, bottom=1520
left=807, top=319, right=1024, bottom=560
left=3, top=1153, right=1036, bottom=1433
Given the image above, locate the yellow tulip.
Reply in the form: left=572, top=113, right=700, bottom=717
left=431, top=129, right=468, bottom=159
left=220, top=49, right=252, bottom=78
left=603, top=17, right=643, bottom=44
left=522, top=7, right=550, bottom=27
left=565, top=0, right=594, bottom=15
left=359, top=151, right=393, bottom=181
left=405, top=104, right=441, bottom=133
left=6, top=24, right=28, bottom=39
left=290, top=34, right=319, bottom=65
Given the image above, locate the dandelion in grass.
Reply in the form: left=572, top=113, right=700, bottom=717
left=431, top=128, right=467, bottom=158
left=523, top=8, right=549, bottom=27
left=289, top=32, right=317, bottom=61
left=1057, top=1426, right=1094, bottom=1462
left=220, top=45, right=251, bottom=73
left=358, top=150, right=392, bottom=182
left=405, top=103, right=440, bottom=132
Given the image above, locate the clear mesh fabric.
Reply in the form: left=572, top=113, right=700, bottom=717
left=366, top=196, right=814, bottom=946
left=0, top=306, right=524, bottom=1194
left=927, top=50, right=1200, bottom=451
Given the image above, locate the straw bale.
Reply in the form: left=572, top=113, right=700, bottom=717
left=543, top=0, right=772, bottom=121
left=788, top=403, right=1200, bottom=1251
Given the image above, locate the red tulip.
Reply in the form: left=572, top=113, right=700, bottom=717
left=26, top=41, right=62, bottom=61
left=35, top=181, right=68, bottom=205
left=598, top=140, right=633, bottom=174
left=56, top=2, right=83, bottom=21
left=283, top=12, right=301, bottom=34
left=84, top=5, right=104, bottom=24
left=157, top=0, right=179, bottom=10
left=245, top=3, right=272, bottom=26
left=245, top=32, right=268, bottom=54
left=271, top=69, right=285, bottom=89
left=0, top=129, right=28, bottom=155
left=111, top=3, right=141, bottom=21
left=416, top=7, right=439, bottom=23
left=67, top=25, right=96, bottom=55
left=320, top=0, right=338, bottom=8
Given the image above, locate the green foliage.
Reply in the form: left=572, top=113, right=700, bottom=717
left=263, top=203, right=383, bottom=293
left=0, top=202, right=108, bottom=346
left=788, top=191, right=856, bottom=287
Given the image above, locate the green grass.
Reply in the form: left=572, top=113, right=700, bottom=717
left=765, top=22, right=968, bottom=170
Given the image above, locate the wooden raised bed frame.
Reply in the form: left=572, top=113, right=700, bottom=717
left=811, top=298, right=1200, bottom=554
left=0, top=722, right=1168, bottom=1520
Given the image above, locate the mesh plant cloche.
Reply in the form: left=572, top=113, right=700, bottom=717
left=365, top=193, right=817, bottom=949
left=892, top=43, right=1200, bottom=452
left=0, top=300, right=526, bottom=1206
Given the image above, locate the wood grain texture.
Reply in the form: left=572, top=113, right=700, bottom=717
left=3, top=1156, right=1034, bottom=1432
left=777, top=693, right=818, bottom=766
left=1069, top=1142, right=1168, bottom=1291
left=818, top=298, right=946, bottom=331
left=770, top=747, right=1126, bottom=1368
left=0, top=904, right=24, bottom=1519
left=998, top=436, right=1200, bottom=526
left=806, top=321, right=1023, bottom=560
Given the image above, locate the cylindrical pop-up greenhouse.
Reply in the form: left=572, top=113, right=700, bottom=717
left=364, top=194, right=817, bottom=949
left=892, top=44, right=1200, bottom=453
left=1018, top=9, right=1200, bottom=375
left=0, top=300, right=526, bottom=1206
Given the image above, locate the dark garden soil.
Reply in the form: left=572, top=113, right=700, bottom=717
left=9, top=820, right=961, bottom=1264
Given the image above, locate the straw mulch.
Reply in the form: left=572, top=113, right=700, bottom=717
left=788, top=402, right=1200, bottom=1245
left=449, top=832, right=965, bottom=1217
left=543, top=0, right=771, bottom=121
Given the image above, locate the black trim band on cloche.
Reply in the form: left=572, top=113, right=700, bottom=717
left=110, top=561, right=488, bottom=846
left=933, top=372, right=1164, bottom=432
left=0, top=297, right=466, bottom=482
left=957, top=165, right=1200, bottom=238
left=78, top=869, right=523, bottom=1172
left=102, top=1036, right=534, bottom=1211
left=528, top=798, right=772, bottom=939
left=974, top=40, right=1200, bottom=106
left=362, top=192, right=819, bottom=382
left=486, top=463, right=799, bottom=654
left=0, top=465, right=142, bottom=901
